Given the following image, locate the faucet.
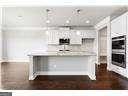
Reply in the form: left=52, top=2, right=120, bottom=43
left=61, top=45, right=65, bottom=53
left=64, top=44, right=66, bottom=52
left=59, top=44, right=70, bottom=53
left=63, top=44, right=70, bottom=52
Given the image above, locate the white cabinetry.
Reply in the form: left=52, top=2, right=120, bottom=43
left=70, top=30, right=82, bottom=45
left=0, top=7, right=2, bottom=61
left=111, top=13, right=127, bottom=38
left=81, top=30, right=96, bottom=38
left=58, top=30, right=70, bottom=38
left=110, top=12, right=128, bottom=78
left=47, top=30, right=59, bottom=45
left=47, top=29, right=96, bottom=45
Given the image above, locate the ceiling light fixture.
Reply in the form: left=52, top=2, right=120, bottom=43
left=46, top=20, right=50, bottom=24
left=66, top=20, right=70, bottom=24
left=46, top=30, right=49, bottom=35
left=76, top=9, right=81, bottom=36
left=86, top=20, right=90, bottom=24
left=76, top=31, right=81, bottom=35
left=45, top=9, right=50, bottom=35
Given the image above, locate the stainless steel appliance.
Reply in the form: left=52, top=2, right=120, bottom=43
left=59, top=38, right=70, bottom=45
left=59, top=38, right=70, bottom=52
left=112, top=35, right=126, bottom=68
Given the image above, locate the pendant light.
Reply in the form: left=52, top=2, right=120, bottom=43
left=45, top=9, right=50, bottom=35
left=76, top=9, right=81, bottom=36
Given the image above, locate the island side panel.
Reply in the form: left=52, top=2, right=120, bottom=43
left=33, top=56, right=38, bottom=75
left=87, top=56, right=96, bottom=80
left=29, top=56, right=39, bottom=80
left=29, top=56, right=34, bottom=80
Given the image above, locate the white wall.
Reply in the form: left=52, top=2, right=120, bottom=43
left=99, top=27, right=107, bottom=56
left=0, top=7, right=2, bottom=62
left=2, top=28, right=47, bottom=62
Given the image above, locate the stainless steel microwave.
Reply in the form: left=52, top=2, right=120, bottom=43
left=59, top=38, right=70, bottom=45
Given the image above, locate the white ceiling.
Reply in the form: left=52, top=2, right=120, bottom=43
left=2, top=6, right=127, bottom=27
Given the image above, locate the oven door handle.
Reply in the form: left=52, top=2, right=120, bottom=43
left=112, top=38, right=125, bottom=41
left=112, top=52, right=125, bottom=55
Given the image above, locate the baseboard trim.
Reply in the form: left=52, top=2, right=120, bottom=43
left=36, top=71, right=88, bottom=75
left=88, top=74, right=96, bottom=80
left=35, top=71, right=96, bottom=80
left=29, top=71, right=89, bottom=80
left=29, top=73, right=37, bottom=80
left=2, top=59, right=29, bottom=63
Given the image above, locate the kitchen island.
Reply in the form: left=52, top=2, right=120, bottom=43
left=28, top=51, right=96, bottom=80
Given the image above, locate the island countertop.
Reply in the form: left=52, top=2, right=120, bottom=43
left=28, top=51, right=96, bottom=56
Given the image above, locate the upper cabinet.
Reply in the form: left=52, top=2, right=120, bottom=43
left=0, top=7, right=2, bottom=61
left=81, top=30, right=96, bottom=38
left=70, top=30, right=82, bottom=45
left=46, top=29, right=96, bottom=45
left=111, top=13, right=127, bottom=38
left=46, top=30, right=59, bottom=45
left=58, top=30, right=71, bottom=38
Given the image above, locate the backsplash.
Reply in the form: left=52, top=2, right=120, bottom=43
left=47, top=39, right=94, bottom=52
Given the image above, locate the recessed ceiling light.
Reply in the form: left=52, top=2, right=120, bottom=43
left=76, top=31, right=81, bottom=35
left=86, top=20, right=90, bottom=24
left=45, top=30, right=49, bottom=35
left=66, top=20, right=70, bottom=24
left=46, top=20, right=50, bottom=24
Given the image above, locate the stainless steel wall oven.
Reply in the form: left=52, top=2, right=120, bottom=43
left=112, top=35, right=126, bottom=68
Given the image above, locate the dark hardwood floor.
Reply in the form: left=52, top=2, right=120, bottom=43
left=1, top=62, right=128, bottom=90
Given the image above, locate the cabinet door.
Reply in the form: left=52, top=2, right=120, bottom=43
left=47, top=31, right=52, bottom=44
left=58, top=31, right=70, bottom=38
left=0, top=27, right=1, bottom=61
left=70, top=31, right=82, bottom=45
left=47, top=30, right=59, bottom=45
left=52, top=30, right=59, bottom=44
left=81, top=30, right=96, bottom=38
left=64, top=31, right=70, bottom=38
left=111, top=13, right=127, bottom=38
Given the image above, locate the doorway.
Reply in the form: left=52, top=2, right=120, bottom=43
left=98, top=27, right=107, bottom=64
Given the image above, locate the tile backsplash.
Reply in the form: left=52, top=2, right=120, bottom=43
left=47, top=39, right=94, bottom=52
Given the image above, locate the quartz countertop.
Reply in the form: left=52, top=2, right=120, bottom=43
left=28, top=51, right=96, bottom=56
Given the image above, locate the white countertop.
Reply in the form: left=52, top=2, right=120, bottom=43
left=28, top=51, right=96, bottom=56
